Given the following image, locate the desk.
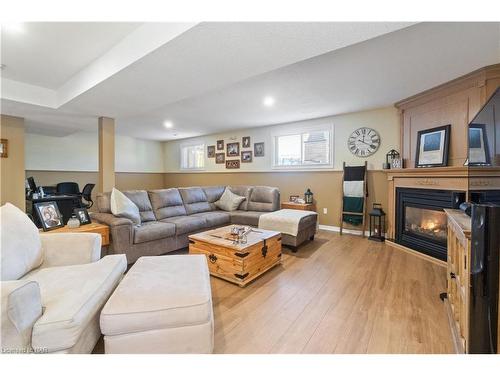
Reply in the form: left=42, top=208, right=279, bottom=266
left=27, top=194, right=81, bottom=227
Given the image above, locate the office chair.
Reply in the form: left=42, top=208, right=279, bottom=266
left=56, top=182, right=80, bottom=195
left=80, top=183, right=95, bottom=208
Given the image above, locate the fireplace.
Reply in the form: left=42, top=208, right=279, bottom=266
left=395, top=188, right=465, bottom=261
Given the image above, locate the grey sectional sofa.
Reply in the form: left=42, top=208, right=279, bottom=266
left=91, top=186, right=280, bottom=264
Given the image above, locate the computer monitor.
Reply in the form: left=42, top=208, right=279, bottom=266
left=26, top=176, right=37, bottom=193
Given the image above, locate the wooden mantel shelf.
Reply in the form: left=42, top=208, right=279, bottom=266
left=385, top=166, right=500, bottom=180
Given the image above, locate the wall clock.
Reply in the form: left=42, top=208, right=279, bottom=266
left=348, top=127, right=380, bottom=157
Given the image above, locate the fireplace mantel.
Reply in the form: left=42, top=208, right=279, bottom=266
left=385, top=166, right=500, bottom=265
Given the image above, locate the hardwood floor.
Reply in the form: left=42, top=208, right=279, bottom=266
left=211, top=230, right=454, bottom=354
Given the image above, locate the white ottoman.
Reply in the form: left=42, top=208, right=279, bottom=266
left=99, top=255, right=214, bottom=353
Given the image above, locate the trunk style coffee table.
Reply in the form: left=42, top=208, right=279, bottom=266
left=189, top=225, right=282, bottom=287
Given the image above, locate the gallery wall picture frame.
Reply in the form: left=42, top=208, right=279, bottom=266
left=0, top=139, right=8, bottom=158
left=415, top=124, right=451, bottom=168
left=215, top=153, right=225, bottom=164
left=254, top=142, right=265, bottom=157
left=226, top=159, right=240, bottom=169
left=207, top=145, right=216, bottom=158
left=216, top=140, right=224, bottom=150
left=34, top=201, right=64, bottom=231
left=241, top=150, right=253, bottom=163
left=242, top=136, right=251, bottom=148
left=226, top=142, right=240, bottom=157
left=468, top=123, right=491, bottom=166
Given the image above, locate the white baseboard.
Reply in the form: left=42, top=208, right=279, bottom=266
left=318, top=224, right=370, bottom=237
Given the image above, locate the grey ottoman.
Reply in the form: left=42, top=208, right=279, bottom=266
left=258, top=209, right=318, bottom=251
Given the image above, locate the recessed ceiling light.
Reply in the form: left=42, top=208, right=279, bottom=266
left=263, top=96, right=275, bottom=107
left=163, top=120, right=174, bottom=129
left=2, top=22, right=25, bottom=33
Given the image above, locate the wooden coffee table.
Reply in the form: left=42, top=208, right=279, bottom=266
left=189, top=225, right=282, bottom=287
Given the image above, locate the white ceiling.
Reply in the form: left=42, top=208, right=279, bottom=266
left=1, top=22, right=499, bottom=140
left=1, top=22, right=141, bottom=89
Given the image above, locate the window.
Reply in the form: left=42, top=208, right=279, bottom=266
left=180, top=143, right=205, bottom=170
left=273, top=127, right=332, bottom=168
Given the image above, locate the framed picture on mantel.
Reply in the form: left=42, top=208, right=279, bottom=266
left=415, top=125, right=451, bottom=168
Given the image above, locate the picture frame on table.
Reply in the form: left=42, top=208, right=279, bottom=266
left=226, top=142, right=240, bottom=157
left=34, top=201, right=64, bottom=231
left=289, top=195, right=299, bottom=203
left=74, top=207, right=92, bottom=225
left=415, top=125, right=451, bottom=168
left=468, top=123, right=491, bottom=166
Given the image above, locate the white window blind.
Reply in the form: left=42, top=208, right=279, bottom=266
left=274, top=128, right=332, bottom=168
left=180, top=143, right=205, bottom=170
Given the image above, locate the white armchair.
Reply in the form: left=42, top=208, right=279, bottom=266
left=1, top=203, right=126, bottom=354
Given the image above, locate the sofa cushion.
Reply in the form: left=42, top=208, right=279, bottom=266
left=228, top=186, right=253, bottom=211
left=179, top=187, right=212, bottom=215
left=1, top=203, right=43, bottom=281
left=247, top=186, right=280, bottom=212
left=229, top=210, right=265, bottom=226
left=96, top=192, right=112, bottom=213
left=100, top=255, right=212, bottom=336
left=148, top=189, right=187, bottom=220
left=133, top=222, right=176, bottom=244
left=110, top=188, right=141, bottom=226
left=123, top=190, right=156, bottom=222
left=23, top=254, right=127, bottom=352
left=202, top=186, right=226, bottom=210
left=190, top=211, right=231, bottom=227
left=215, top=188, right=246, bottom=212
left=160, top=216, right=207, bottom=235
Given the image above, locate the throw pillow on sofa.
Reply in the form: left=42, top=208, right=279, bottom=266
left=215, top=188, right=246, bottom=211
left=110, top=188, right=141, bottom=226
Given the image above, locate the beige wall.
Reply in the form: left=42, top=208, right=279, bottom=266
left=163, top=170, right=388, bottom=227
left=164, top=107, right=400, bottom=172
left=1, top=115, right=25, bottom=210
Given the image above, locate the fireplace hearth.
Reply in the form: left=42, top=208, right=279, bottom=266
left=395, top=188, right=465, bottom=261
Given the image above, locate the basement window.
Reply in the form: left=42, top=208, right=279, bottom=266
left=272, top=125, right=333, bottom=169
left=180, top=143, right=205, bottom=170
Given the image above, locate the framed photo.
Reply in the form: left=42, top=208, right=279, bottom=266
left=74, top=207, right=91, bottom=225
left=289, top=195, right=299, bottom=203
left=0, top=139, right=8, bottom=158
left=226, top=142, right=240, bottom=157
left=254, top=142, right=265, bottom=157
left=215, top=153, right=225, bottom=164
left=242, top=136, right=251, bottom=148
left=207, top=145, right=216, bottom=158
left=391, top=157, right=403, bottom=169
left=35, top=201, right=64, bottom=231
left=415, top=125, right=451, bottom=168
left=226, top=159, right=240, bottom=169
left=241, top=150, right=253, bottom=163
left=468, top=123, right=491, bottom=166
left=216, top=140, right=224, bottom=150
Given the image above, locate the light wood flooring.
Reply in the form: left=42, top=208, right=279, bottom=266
left=210, top=230, right=454, bottom=354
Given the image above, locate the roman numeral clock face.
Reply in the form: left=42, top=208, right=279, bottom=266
left=348, top=127, right=380, bottom=157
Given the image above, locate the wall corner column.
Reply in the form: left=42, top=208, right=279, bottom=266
left=98, top=117, right=115, bottom=193
left=0, top=115, right=26, bottom=210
